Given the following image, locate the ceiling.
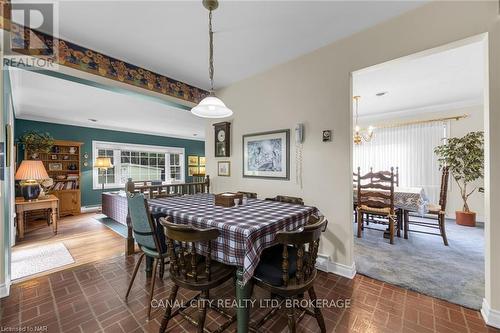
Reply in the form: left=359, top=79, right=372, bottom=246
left=10, top=68, right=206, bottom=139
left=353, top=40, right=485, bottom=119
left=12, top=0, right=426, bottom=90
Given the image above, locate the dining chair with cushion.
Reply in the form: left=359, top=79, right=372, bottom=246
left=266, top=195, right=304, bottom=205
left=252, top=216, right=328, bottom=333
left=125, top=193, right=168, bottom=320
left=237, top=191, right=258, bottom=198
left=404, top=166, right=449, bottom=245
left=356, top=167, right=398, bottom=244
left=158, top=218, right=236, bottom=333
left=364, top=167, right=402, bottom=234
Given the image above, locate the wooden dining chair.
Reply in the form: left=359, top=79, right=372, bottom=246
left=237, top=191, right=258, bottom=198
left=356, top=167, right=398, bottom=244
left=125, top=193, right=168, bottom=320
left=266, top=195, right=304, bottom=205
left=158, top=219, right=236, bottom=333
left=252, top=216, right=328, bottom=332
left=404, top=167, right=450, bottom=245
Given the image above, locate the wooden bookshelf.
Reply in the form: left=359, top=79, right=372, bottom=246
left=25, top=140, right=83, bottom=216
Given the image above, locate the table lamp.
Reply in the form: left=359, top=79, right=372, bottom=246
left=15, top=160, right=49, bottom=201
left=94, top=157, right=113, bottom=192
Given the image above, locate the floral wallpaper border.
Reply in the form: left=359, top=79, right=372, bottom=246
left=0, top=6, right=209, bottom=104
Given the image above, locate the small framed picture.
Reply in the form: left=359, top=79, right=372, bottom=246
left=188, top=166, right=199, bottom=176
left=48, top=163, right=63, bottom=171
left=199, top=156, right=206, bottom=166
left=218, top=161, right=230, bottom=177
left=188, top=155, right=199, bottom=166
left=198, top=166, right=206, bottom=175
left=63, top=155, right=69, bottom=160
left=50, top=154, right=57, bottom=160
left=322, top=130, right=332, bottom=142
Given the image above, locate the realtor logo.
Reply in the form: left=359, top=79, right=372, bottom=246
left=3, top=2, right=59, bottom=70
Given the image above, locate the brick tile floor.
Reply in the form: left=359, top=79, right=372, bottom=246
left=1, top=254, right=499, bottom=333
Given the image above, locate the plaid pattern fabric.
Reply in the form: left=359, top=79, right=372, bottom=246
left=149, top=193, right=318, bottom=284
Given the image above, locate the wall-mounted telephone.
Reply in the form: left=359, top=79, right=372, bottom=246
left=295, top=123, right=304, bottom=188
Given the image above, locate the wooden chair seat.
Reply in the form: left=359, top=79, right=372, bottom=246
left=358, top=205, right=392, bottom=215
left=427, top=203, right=442, bottom=214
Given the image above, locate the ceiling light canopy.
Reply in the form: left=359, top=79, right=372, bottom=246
left=191, top=0, right=233, bottom=119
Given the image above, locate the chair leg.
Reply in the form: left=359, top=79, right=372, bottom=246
left=439, top=213, right=449, bottom=246
left=287, top=304, right=296, bottom=333
left=159, top=284, right=179, bottom=333
left=159, top=258, right=165, bottom=279
left=197, top=290, right=208, bottom=333
left=357, top=210, right=362, bottom=238
left=389, top=217, right=394, bottom=245
left=125, top=252, right=145, bottom=300
left=404, top=210, right=409, bottom=239
left=147, top=258, right=159, bottom=320
left=308, top=287, right=326, bottom=333
left=396, top=210, right=401, bottom=238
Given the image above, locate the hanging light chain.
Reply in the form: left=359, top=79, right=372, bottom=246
left=208, top=9, right=215, bottom=94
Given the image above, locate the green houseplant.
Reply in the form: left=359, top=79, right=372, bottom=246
left=18, top=130, right=55, bottom=159
left=434, top=131, right=484, bottom=226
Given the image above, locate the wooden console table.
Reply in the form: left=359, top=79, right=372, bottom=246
left=15, top=195, right=59, bottom=240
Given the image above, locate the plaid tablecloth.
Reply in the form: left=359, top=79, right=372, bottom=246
left=354, top=186, right=429, bottom=215
left=149, top=193, right=319, bottom=284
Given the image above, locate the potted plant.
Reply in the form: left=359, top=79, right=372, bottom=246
left=18, top=131, right=55, bottom=159
left=434, top=131, right=484, bottom=226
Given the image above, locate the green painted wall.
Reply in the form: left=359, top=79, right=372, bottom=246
left=14, top=119, right=205, bottom=207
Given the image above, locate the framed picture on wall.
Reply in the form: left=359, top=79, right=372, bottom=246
left=199, top=156, right=206, bottom=166
left=218, top=161, right=230, bottom=177
left=188, top=155, right=199, bottom=166
left=198, top=166, right=206, bottom=175
left=242, top=129, right=290, bottom=180
left=188, top=166, right=199, bottom=176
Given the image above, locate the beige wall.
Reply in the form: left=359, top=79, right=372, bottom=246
left=359, top=104, right=486, bottom=221
left=206, top=0, right=500, bottom=320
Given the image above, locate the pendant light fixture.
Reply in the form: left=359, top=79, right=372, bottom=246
left=353, top=96, right=374, bottom=144
left=191, top=0, right=233, bottom=118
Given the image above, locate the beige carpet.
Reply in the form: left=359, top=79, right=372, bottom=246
left=12, top=242, right=75, bottom=280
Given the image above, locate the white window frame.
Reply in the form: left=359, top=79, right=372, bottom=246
left=92, top=140, right=185, bottom=190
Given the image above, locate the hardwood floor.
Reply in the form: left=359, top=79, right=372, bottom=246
left=12, top=213, right=128, bottom=282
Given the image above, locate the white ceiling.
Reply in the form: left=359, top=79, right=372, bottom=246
left=353, top=40, right=485, bottom=119
left=12, top=0, right=426, bottom=90
left=10, top=68, right=207, bottom=139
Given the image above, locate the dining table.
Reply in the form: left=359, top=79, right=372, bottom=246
left=353, top=186, right=429, bottom=215
left=148, top=193, right=320, bottom=333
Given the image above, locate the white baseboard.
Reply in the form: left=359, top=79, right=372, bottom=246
left=481, top=298, right=500, bottom=328
left=0, top=282, right=10, bottom=298
left=81, top=206, right=101, bottom=213
left=316, top=254, right=356, bottom=279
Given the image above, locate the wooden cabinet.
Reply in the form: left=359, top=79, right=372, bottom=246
left=25, top=140, right=83, bottom=217
left=54, top=190, right=80, bottom=216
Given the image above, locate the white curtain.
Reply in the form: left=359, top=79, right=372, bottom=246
left=353, top=121, right=447, bottom=204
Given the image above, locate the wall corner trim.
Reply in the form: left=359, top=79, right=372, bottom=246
left=316, top=254, right=356, bottom=279
left=481, top=298, right=500, bottom=329
left=0, top=283, right=11, bottom=298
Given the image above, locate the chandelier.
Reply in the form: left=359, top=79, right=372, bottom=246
left=353, top=96, right=374, bottom=144
left=191, top=0, right=233, bottom=118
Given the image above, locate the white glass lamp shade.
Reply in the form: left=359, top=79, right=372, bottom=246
left=15, top=160, right=49, bottom=181
left=191, top=96, right=233, bottom=118
left=94, top=157, right=113, bottom=169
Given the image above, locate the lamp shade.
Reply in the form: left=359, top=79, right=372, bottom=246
left=15, top=160, right=49, bottom=181
left=191, top=96, right=233, bottom=118
left=94, top=157, right=113, bottom=169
